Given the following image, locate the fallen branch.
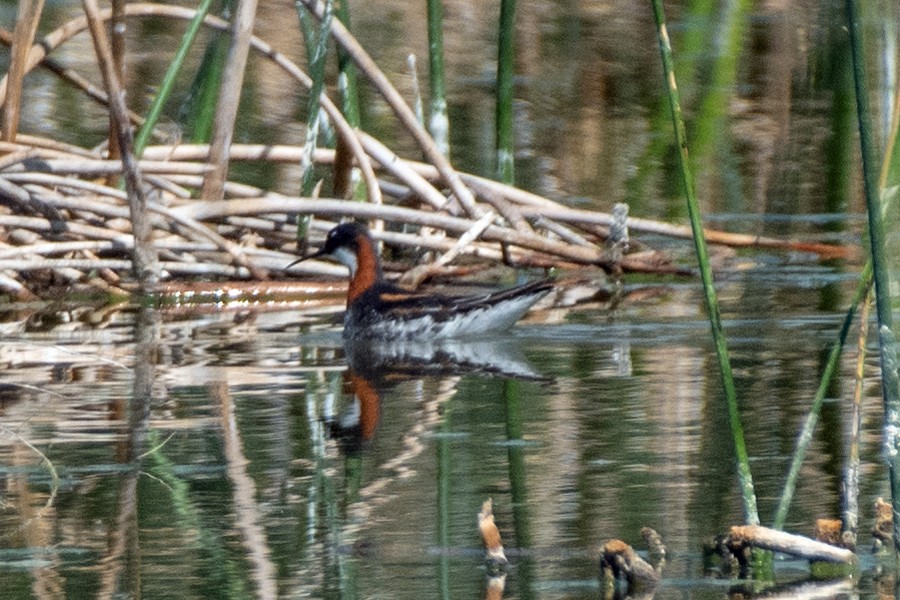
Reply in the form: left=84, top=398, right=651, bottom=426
left=725, top=525, right=855, bottom=564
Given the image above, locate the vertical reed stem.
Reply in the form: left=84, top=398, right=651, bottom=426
left=295, top=0, right=335, bottom=242
left=436, top=401, right=451, bottom=600
left=845, top=0, right=900, bottom=556
left=296, top=0, right=480, bottom=216
left=135, top=0, right=215, bottom=157
left=426, top=0, right=449, bottom=155
left=298, top=0, right=334, bottom=198
left=3, top=0, right=45, bottom=142
left=82, top=0, right=158, bottom=289
left=495, top=0, right=516, bottom=184
left=107, top=0, right=126, bottom=175
left=650, top=0, right=759, bottom=526
left=201, top=0, right=259, bottom=200
left=335, top=0, right=360, bottom=128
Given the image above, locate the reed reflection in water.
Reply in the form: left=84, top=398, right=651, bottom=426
left=0, top=278, right=886, bottom=599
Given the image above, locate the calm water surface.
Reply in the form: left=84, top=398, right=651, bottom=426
left=0, top=260, right=890, bottom=598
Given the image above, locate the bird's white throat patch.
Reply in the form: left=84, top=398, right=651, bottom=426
left=331, top=246, right=358, bottom=278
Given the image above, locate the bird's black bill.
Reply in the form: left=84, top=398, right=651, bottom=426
left=285, top=248, right=327, bottom=270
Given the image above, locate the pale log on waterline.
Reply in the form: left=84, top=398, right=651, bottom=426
left=727, top=525, right=855, bottom=564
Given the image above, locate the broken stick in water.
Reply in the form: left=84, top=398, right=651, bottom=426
left=726, top=525, right=855, bottom=565
left=478, top=498, right=507, bottom=569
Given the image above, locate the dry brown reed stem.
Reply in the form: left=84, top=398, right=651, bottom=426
left=143, top=142, right=852, bottom=260
left=357, top=133, right=448, bottom=209
left=173, top=196, right=612, bottom=266
left=107, top=0, right=126, bottom=174
left=3, top=159, right=212, bottom=176
left=0, top=272, right=35, bottom=300
left=81, top=0, right=158, bottom=288
left=2, top=134, right=101, bottom=158
left=295, top=0, right=479, bottom=217
left=1, top=0, right=45, bottom=142
left=0, top=148, right=34, bottom=171
left=12, top=181, right=265, bottom=278
left=200, top=0, right=258, bottom=201
left=4, top=4, right=852, bottom=260
left=400, top=210, right=497, bottom=287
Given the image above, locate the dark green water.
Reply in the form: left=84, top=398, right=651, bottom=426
left=1, top=0, right=899, bottom=598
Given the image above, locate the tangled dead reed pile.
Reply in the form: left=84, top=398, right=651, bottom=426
left=0, top=2, right=853, bottom=302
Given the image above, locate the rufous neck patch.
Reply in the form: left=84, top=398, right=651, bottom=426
left=346, top=234, right=380, bottom=304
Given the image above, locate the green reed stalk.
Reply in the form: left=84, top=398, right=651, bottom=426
left=504, top=379, right=536, bottom=598
left=651, top=0, right=759, bottom=526
left=298, top=0, right=334, bottom=197
left=689, top=0, right=751, bottom=163
left=846, top=0, right=900, bottom=555
left=335, top=0, right=360, bottom=128
left=437, top=403, right=451, bottom=600
left=134, top=0, right=214, bottom=156
left=426, top=0, right=449, bottom=155
left=774, top=15, right=900, bottom=532
left=334, top=0, right=366, bottom=201
left=495, top=0, right=516, bottom=184
left=624, top=0, right=715, bottom=209
left=182, top=42, right=227, bottom=143
left=182, top=0, right=235, bottom=144
left=771, top=264, right=872, bottom=530
left=294, top=0, right=334, bottom=242
left=844, top=286, right=872, bottom=547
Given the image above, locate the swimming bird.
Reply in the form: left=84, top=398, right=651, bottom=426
left=288, top=222, right=553, bottom=340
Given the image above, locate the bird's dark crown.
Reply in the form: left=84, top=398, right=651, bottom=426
left=321, top=222, right=370, bottom=254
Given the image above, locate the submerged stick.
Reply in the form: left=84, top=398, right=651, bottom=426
left=478, top=498, right=508, bottom=566
left=599, top=539, right=660, bottom=589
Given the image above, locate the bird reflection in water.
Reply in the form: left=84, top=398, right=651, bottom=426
left=326, top=337, right=548, bottom=454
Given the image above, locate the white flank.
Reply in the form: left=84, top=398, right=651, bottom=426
left=360, top=290, right=544, bottom=340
